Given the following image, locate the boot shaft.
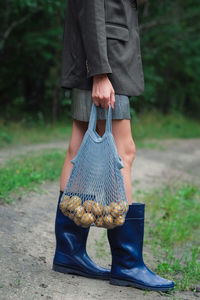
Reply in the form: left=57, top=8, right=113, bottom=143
left=53, top=191, right=110, bottom=279
left=55, top=191, right=89, bottom=254
left=107, top=203, right=145, bottom=267
left=107, top=203, right=175, bottom=290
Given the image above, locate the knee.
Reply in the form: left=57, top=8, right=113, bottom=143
left=121, top=139, right=136, bottom=167
left=68, top=141, right=80, bottom=160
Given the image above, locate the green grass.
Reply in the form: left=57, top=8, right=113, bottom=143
left=131, top=111, right=200, bottom=140
left=0, top=150, right=65, bottom=203
left=94, top=229, right=110, bottom=258
left=140, top=184, right=200, bottom=291
left=0, top=120, right=72, bottom=148
left=1, top=111, right=200, bottom=149
left=134, top=140, right=166, bottom=150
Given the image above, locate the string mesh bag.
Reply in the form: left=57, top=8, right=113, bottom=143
left=59, top=102, right=129, bottom=229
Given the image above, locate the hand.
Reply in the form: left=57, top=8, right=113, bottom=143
left=92, top=74, right=115, bottom=109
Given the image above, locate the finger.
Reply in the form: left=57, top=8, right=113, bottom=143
left=93, top=97, right=100, bottom=106
left=106, top=100, right=110, bottom=109
left=105, top=98, right=111, bottom=109
left=99, top=99, right=106, bottom=109
left=110, top=92, right=115, bottom=109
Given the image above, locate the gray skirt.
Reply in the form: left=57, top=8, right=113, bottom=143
left=71, top=88, right=131, bottom=121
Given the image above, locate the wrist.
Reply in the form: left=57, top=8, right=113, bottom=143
left=93, top=74, right=108, bottom=81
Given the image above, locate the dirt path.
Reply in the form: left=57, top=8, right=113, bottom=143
left=0, top=139, right=200, bottom=300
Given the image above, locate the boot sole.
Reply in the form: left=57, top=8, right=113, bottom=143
left=110, top=278, right=174, bottom=292
left=52, top=263, right=109, bottom=280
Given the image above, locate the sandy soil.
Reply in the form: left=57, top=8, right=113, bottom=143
left=0, top=139, right=200, bottom=300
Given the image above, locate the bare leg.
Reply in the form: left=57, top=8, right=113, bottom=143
left=97, top=119, right=135, bottom=204
left=60, top=119, right=89, bottom=191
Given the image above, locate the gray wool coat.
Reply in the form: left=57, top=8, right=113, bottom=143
left=61, top=0, right=144, bottom=97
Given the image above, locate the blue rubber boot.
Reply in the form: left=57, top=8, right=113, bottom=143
left=107, top=203, right=174, bottom=291
left=52, top=191, right=110, bottom=280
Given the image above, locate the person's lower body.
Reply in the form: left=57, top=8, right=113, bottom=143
left=52, top=88, right=174, bottom=290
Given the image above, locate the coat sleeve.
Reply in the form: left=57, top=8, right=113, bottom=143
left=75, top=0, right=112, bottom=78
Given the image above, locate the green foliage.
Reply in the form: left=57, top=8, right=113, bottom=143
left=0, top=150, right=65, bottom=203
left=0, top=0, right=67, bottom=120
left=0, top=0, right=200, bottom=120
left=142, top=184, right=200, bottom=291
left=137, top=0, right=200, bottom=117
left=131, top=110, right=200, bottom=140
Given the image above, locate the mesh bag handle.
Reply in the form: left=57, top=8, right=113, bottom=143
left=88, top=102, right=112, bottom=134
left=59, top=101, right=129, bottom=229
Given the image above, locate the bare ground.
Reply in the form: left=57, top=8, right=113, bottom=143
left=0, top=139, right=200, bottom=300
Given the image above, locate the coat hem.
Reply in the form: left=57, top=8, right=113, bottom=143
left=61, top=83, right=144, bottom=98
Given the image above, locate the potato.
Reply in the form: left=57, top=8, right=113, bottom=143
left=59, top=195, right=70, bottom=212
left=74, top=205, right=85, bottom=218
left=59, top=200, right=68, bottom=213
left=63, top=195, right=71, bottom=201
left=68, top=212, right=75, bottom=220
left=103, top=214, right=114, bottom=227
left=81, top=213, right=95, bottom=228
left=62, top=209, right=76, bottom=221
left=102, top=205, right=111, bottom=215
left=83, top=200, right=94, bottom=213
left=110, top=202, right=117, bottom=210
left=62, top=209, right=70, bottom=217
left=110, top=202, right=127, bottom=218
left=92, top=202, right=103, bottom=217
left=67, top=200, right=76, bottom=212
left=114, top=215, right=125, bottom=226
left=119, top=201, right=129, bottom=213
left=95, top=217, right=104, bottom=227
left=71, top=196, right=82, bottom=206
left=67, top=196, right=82, bottom=212
left=110, top=206, right=122, bottom=218
left=73, top=216, right=82, bottom=226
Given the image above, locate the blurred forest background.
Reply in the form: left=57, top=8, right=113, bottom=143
left=0, top=0, right=200, bottom=124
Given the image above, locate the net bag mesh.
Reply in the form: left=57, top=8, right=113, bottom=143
left=60, top=102, right=129, bottom=229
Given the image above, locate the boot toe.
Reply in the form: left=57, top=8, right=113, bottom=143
left=152, top=275, right=174, bottom=290
left=110, top=265, right=174, bottom=291
left=140, top=265, right=175, bottom=291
